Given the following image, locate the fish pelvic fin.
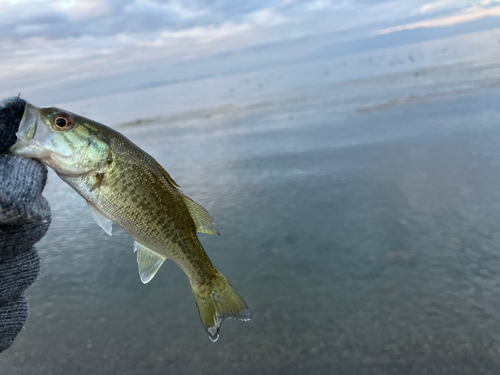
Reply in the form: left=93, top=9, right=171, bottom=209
left=192, top=271, right=251, bottom=342
left=134, top=242, right=167, bottom=284
left=180, top=195, right=220, bottom=236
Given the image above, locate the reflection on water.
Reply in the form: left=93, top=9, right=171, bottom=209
left=4, top=46, right=500, bottom=374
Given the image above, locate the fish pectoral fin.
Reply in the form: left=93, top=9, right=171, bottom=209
left=134, top=242, right=167, bottom=284
left=87, top=202, right=113, bottom=236
left=180, top=195, right=220, bottom=236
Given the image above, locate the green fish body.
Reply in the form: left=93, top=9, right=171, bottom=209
left=10, top=103, right=251, bottom=341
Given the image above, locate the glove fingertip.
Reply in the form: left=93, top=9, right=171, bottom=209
left=0, top=97, right=27, bottom=153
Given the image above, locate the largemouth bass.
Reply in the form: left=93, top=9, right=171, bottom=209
left=9, top=103, right=251, bottom=341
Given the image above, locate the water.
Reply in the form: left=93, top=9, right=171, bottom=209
left=3, top=30, right=500, bottom=374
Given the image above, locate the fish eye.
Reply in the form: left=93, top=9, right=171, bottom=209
left=52, top=114, right=74, bottom=131
left=55, top=118, right=67, bottom=127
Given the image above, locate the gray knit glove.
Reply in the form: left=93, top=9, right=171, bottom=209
left=0, top=97, right=50, bottom=353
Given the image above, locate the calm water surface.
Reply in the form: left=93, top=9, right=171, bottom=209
left=3, top=61, right=500, bottom=374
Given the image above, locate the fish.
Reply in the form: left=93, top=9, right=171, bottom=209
left=9, top=103, right=251, bottom=341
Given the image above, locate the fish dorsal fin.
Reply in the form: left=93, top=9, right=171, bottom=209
left=154, top=160, right=181, bottom=188
left=134, top=242, right=167, bottom=284
left=180, top=195, right=220, bottom=236
left=87, top=202, right=113, bottom=236
left=153, top=158, right=219, bottom=236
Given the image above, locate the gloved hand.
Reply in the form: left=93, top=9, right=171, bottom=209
left=0, top=97, right=51, bottom=353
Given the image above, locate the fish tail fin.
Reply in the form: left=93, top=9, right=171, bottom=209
left=192, top=271, right=251, bottom=342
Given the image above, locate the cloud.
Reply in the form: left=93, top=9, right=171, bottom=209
left=0, top=0, right=413, bottom=41
left=60, top=0, right=111, bottom=21
left=0, top=0, right=297, bottom=40
left=124, top=0, right=208, bottom=20
left=379, top=4, right=500, bottom=34
left=245, top=8, right=288, bottom=26
left=418, top=0, right=457, bottom=14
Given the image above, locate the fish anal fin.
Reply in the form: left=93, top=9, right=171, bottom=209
left=87, top=202, right=113, bottom=236
left=134, top=242, right=167, bottom=284
left=180, top=195, right=220, bottom=236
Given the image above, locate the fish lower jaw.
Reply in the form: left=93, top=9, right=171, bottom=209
left=10, top=140, right=50, bottom=159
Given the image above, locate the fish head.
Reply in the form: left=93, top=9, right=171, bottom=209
left=10, top=103, right=110, bottom=176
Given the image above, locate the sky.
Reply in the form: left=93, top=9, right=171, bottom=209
left=1, top=0, right=500, bottom=104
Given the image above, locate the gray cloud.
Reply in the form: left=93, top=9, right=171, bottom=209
left=2, top=0, right=467, bottom=41
left=1, top=0, right=290, bottom=40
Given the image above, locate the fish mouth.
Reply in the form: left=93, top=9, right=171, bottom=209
left=17, top=103, right=39, bottom=141
left=9, top=103, right=52, bottom=158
